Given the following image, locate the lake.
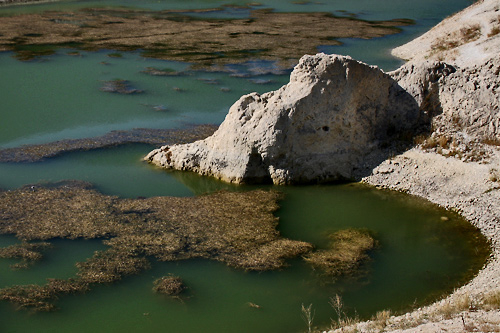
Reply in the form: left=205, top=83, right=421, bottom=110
left=0, top=1, right=488, bottom=332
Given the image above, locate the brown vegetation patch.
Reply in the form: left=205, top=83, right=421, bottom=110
left=0, top=7, right=412, bottom=66
left=0, top=124, right=218, bottom=163
left=303, top=229, right=377, bottom=279
left=431, top=24, right=482, bottom=53
left=0, top=241, right=52, bottom=269
left=0, top=181, right=312, bottom=311
left=416, top=133, right=491, bottom=162
left=153, top=275, right=186, bottom=296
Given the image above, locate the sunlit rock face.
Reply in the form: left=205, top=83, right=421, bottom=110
left=145, top=53, right=423, bottom=184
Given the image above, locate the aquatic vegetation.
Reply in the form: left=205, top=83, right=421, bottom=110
left=107, top=52, right=122, bottom=58
left=0, top=181, right=384, bottom=312
left=153, top=275, right=186, bottom=296
left=99, top=79, right=143, bottom=94
left=0, top=124, right=218, bottom=162
left=141, top=67, right=185, bottom=76
left=0, top=7, right=412, bottom=66
left=0, top=181, right=312, bottom=311
left=303, top=229, right=377, bottom=278
left=0, top=241, right=52, bottom=269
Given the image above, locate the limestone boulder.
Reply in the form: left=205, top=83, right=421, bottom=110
left=145, top=53, right=423, bottom=184
left=391, top=54, right=500, bottom=140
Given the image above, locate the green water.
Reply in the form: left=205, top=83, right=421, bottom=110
left=0, top=0, right=489, bottom=332
left=0, top=145, right=489, bottom=332
left=0, top=51, right=288, bottom=148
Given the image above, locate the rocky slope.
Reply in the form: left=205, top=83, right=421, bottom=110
left=392, top=0, right=500, bottom=68
left=330, top=0, right=500, bottom=331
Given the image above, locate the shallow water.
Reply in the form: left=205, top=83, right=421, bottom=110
left=0, top=145, right=489, bottom=332
left=0, top=0, right=489, bottom=332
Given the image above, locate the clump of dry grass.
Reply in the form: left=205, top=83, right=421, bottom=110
left=488, top=26, right=500, bottom=37
left=303, top=229, right=377, bottom=278
left=481, top=289, right=500, bottom=310
left=488, top=16, right=500, bottom=37
left=431, top=24, right=482, bottom=53
left=482, top=136, right=500, bottom=147
left=434, top=293, right=474, bottom=320
left=0, top=181, right=313, bottom=311
left=489, top=169, right=500, bottom=182
left=329, top=294, right=360, bottom=331
left=153, top=275, right=186, bottom=296
left=366, top=309, right=392, bottom=331
left=301, top=303, right=315, bottom=333
left=416, top=133, right=491, bottom=162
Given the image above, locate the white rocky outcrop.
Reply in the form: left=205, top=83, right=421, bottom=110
left=392, top=0, right=500, bottom=67
left=391, top=54, right=500, bottom=140
left=145, top=54, right=424, bottom=184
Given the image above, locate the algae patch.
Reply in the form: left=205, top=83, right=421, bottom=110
left=153, top=275, right=186, bottom=297
left=0, top=180, right=380, bottom=312
left=0, top=124, right=218, bottom=163
left=303, top=229, right=377, bottom=279
left=0, top=7, right=413, bottom=66
left=0, top=181, right=312, bottom=311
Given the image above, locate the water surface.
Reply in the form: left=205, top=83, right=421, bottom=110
left=0, top=1, right=488, bottom=332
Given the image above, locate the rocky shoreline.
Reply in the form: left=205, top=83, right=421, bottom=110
left=330, top=0, right=500, bottom=331
left=143, top=0, right=500, bottom=330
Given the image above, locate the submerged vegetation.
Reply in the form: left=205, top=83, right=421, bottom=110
left=99, top=79, right=144, bottom=94
left=0, top=241, right=52, bottom=269
left=0, top=7, right=412, bottom=66
left=0, top=124, right=218, bottom=163
left=153, top=275, right=186, bottom=296
left=0, top=181, right=381, bottom=312
left=303, top=229, right=377, bottom=279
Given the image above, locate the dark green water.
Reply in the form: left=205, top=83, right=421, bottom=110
left=0, top=0, right=488, bottom=332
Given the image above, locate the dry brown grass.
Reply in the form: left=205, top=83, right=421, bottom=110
left=488, top=26, right=500, bottom=37
left=434, top=294, right=473, bottom=320
left=482, top=289, right=500, bottom=310
left=329, top=294, right=360, bottom=331
left=489, top=169, right=500, bottom=182
left=482, top=136, right=500, bottom=147
left=431, top=24, right=482, bottom=53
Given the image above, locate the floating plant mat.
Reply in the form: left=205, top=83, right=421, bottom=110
left=0, top=7, right=412, bottom=64
left=0, top=177, right=490, bottom=333
left=0, top=181, right=379, bottom=313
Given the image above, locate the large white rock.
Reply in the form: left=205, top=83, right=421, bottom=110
left=391, top=54, right=500, bottom=140
left=145, top=53, right=423, bottom=184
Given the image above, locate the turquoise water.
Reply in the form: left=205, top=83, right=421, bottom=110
left=0, top=1, right=489, bottom=332
left=0, top=51, right=288, bottom=148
